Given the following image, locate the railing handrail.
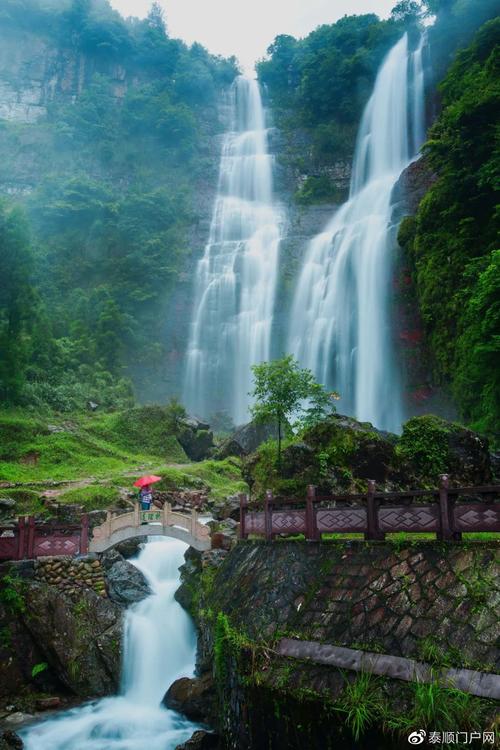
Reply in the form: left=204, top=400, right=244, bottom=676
left=238, top=479, right=500, bottom=543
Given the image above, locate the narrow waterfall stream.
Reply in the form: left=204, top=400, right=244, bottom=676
left=289, top=34, right=425, bottom=433
left=183, top=75, right=283, bottom=425
left=21, top=539, right=199, bottom=750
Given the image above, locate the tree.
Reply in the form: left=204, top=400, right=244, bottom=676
left=147, top=2, right=167, bottom=35
left=0, top=203, right=36, bottom=403
left=250, top=355, right=336, bottom=467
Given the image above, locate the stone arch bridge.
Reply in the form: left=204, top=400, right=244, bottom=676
left=0, top=504, right=211, bottom=560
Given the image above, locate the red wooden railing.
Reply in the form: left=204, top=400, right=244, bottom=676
left=0, top=515, right=89, bottom=561
left=239, top=476, right=500, bottom=542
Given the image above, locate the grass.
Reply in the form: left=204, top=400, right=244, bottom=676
left=0, top=409, right=247, bottom=512
left=335, top=672, right=385, bottom=741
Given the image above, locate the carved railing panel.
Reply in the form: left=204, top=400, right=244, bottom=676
left=316, top=508, right=367, bottom=533
left=378, top=505, right=438, bottom=532
left=271, top=510, right=306, bottom=534
left=239, top=481, right=500, bottom=542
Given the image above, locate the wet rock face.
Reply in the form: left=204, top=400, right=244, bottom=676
left=163, top=673, right=216, bottom=722
left=391, top=156, right=437, bottom=220
left=18, top=582, right=123, bottom=697
left=174, top=730, right=219, bottom=750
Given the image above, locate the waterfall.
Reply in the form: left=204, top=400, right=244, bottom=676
left=21, top=539, right=199, bottom=750
left=288, top=34, right=425, bottom=433
left=183, top=75, right=283, bottom=425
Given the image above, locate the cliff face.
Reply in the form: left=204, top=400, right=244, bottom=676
left=0, top=27, right=129, bottom=125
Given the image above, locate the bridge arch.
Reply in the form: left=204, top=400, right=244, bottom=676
left=89, top=505, right=211, bottom=553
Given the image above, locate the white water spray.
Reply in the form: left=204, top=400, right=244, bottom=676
left=184, top=75, right=283, bottom=425
left=288, top=34, right=425, bottom=432
left=21, top=539, right=199, bottom=750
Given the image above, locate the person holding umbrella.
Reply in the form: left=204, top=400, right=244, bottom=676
left=133, top=475, right=162, bottom=512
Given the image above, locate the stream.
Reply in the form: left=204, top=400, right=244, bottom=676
left=21, top=538, right=200, bottom=750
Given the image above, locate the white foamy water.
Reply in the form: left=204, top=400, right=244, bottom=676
left=21, top=538, right=199, bottom=750
left=184, top=75, right=283, bottom=425
left=288, top=34, right=426, bottom=433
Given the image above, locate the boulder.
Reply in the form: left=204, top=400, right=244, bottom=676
left=163, top=673, right=215, bottom=721
left=398, top=415, right=492, bottom=486
left=391, top=155, right=436, bottom=219
left=105, top=559, right=151, bottom=606
left=112, top=537, right=143, bottom=559
left=175, top=730, right=219, bottom=750
left=217, top=420, right=278, bottom=458
left=178, top=418, right=215, bottom=462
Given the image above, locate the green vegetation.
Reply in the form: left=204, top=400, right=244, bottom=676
left=396, top=415, right=451, bottom=477
left=335, top=673, right=385, bottom=741
left=0, top=573, right=26, bottom=613
left=398, top=19, right=500, bottom=444
left=0, top=408, right=245, bottom=510
left=250, top=355, right=337, bottom=467
left=257, top=13, right=405, bottom=169
left=31, top=662, right=48, bottom=678
left=0, top=0, right=238, bottom=410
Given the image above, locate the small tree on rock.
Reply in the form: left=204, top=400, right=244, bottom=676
left=250, top=355, right=337, bottom=468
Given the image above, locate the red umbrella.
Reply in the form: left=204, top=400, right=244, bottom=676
left=133, top=475, right=162, bottom=488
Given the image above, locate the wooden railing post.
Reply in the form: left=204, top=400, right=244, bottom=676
left=17, top=516, right=26, bottom=560
left=306, top=485, right=319, bottom=541
left=27, top=516, right=35, bottom=559
left=265, top=490, right=273, bottom=541
left=239, top=493, right=248, bottom=539
left=365, top=481, right=385, bottom=540
left=80, top=513, right=89, bottom=554
left=438, top=474, right=454, bottom=541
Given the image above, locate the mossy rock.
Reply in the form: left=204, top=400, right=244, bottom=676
left=397, top=415, right=492, bottom=486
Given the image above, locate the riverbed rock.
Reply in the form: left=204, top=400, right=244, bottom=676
left=163, top=673, right=216, bottom=721
left=175, top=730, right=219, bottom=750
left=0, top=730, right=24, bottom=749
left=105, top=559, right=151, bottom=606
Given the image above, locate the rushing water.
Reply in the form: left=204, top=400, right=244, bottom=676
left=288, top=34, right=426, bottom=433
left=184, top=75, right=283, bottom=425
left=21, top=539, right=199, bottom=750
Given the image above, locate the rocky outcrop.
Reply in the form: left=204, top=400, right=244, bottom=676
left=391, top=156, right=437, bottom=220
left=244, top=413, right=493, bottom=498
left=19, top=581, right=123, bottom=697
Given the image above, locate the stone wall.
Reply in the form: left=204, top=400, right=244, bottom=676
left=184, top=540, right=499, bottom=749
left=35, top=556, right=107, bottom=600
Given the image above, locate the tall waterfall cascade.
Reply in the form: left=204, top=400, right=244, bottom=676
left=184, top=75, right=283, bottom=425
left=21, top=539, right=199, bottom=750
left=288, top=34, right=426, bottom=433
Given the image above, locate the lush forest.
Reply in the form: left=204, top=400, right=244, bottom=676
left=0, top=0, right=498, bottom=446
left=398, top=17, right=500, bottom=441
left=0, top=0, right=238, bottom=411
